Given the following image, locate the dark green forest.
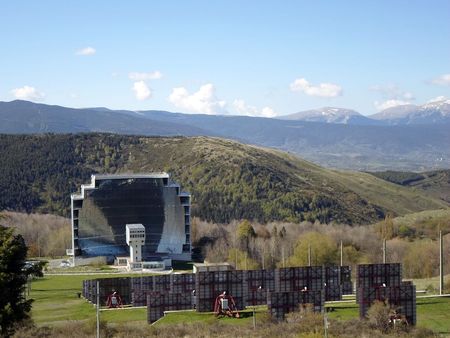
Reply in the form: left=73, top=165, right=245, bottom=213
left=369, top=171, right=426, bottom=185
left=0, top=134, right=447, bottom=224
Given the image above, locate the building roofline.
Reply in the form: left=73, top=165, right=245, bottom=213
left=70, top=172, right=189, bottom=201
left=93, top=173, right=169, bottom=180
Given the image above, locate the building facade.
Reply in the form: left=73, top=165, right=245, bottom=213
left=71, top=173, right=191, bottom=263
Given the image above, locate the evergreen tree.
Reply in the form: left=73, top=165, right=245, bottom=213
left=0, top=225, right=33, bottom=336
left=236, top=220, right=256, bottom=250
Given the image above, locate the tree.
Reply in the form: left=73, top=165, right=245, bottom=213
left=237, top=220, right=256, bottom=240
left=377, top=214, right=395, bottom=240
left=227, top=248, right=259, bottom=270
left=0, top=225, right=34, bottom=336
left=342, top=244, right=362, bottom=266
left=402, top=240, right=438, bottom=278
left=236, top=220, right=256, bottom=250
left=285, top=232, right=338, bottom=267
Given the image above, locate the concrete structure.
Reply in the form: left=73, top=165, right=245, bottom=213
left=70, top=173, right=191, bottom=266
left=126, top=224, right=145, bottom=263
left=192, top=262, right=234, bottom=273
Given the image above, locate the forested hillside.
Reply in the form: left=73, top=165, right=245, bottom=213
left=0, top=134, right=447, bottom=224
left=371, top=170, right=450, bottom=203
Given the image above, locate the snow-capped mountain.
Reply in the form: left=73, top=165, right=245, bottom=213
left=370, top=99, right=450, bottom=125
left=280, top=107, right=379, bottom=125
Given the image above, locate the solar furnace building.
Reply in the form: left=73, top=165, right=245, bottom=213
left=70, top=173, right=191, bottom=264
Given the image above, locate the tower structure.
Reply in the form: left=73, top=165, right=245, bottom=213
left=126, top=223, right=145, bottom=263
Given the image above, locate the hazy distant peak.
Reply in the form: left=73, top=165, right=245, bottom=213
left=280, top=107, right=372, bottom=125
left=422, top=99, right=450, bottom=112
left=371, top=104, right=418, bottom=119
left=370, top=100, right=450, bottom=124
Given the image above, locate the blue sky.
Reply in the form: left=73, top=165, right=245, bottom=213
left=1, top=0, right=449, bottom=116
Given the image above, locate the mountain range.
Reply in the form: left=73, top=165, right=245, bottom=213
left=282, top=99, right=450, bottom=125
left=1, top=100, right=449, bottom=171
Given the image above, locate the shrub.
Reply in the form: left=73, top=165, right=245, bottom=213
left=367, top=300, right=391, bottom=333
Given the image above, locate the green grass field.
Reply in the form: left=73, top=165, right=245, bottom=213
left=326, top=296, right=450, bottom=335
left=30, top=274, right=153, bottom=326
left=30, top=275, right=450, bottom=334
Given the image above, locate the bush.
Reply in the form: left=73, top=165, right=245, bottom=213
left=367, top=300, right=391, bottom=333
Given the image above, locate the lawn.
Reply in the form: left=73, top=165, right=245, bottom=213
left=409, top=275, right=450, bottom=293
left=326, top=296, right=450, bottom=335
left=30, top=274, right=97, bottom=325
left=30, top=273, right=153, bottom=326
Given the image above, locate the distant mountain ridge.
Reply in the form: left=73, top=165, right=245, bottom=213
left=280, top=107, right=381, bottom=125
left=1, top=100, right=449, bottom=171
left=280, top=100, right=450, bottom=126
left=0, top=100, right=210, bottom=136
left=369, top=99, right=450, bottom=125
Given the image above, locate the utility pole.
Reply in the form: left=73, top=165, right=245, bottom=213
left=439, top=230, right=444, bottom=295
left=96, top=280, right=100, bottom=338
left=340, top=240, right=343, bottom=267
left=234, top=230, right=238, bottom=269
left=382, top=239, right=386, bottom=264
left=262, top=247, right=265, bottom=270
left=37, top=230, right=41, bottom=258
left=308, top=244, right=312, bottom=266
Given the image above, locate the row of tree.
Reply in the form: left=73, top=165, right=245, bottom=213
left=193, top=217, right=450, bottom=279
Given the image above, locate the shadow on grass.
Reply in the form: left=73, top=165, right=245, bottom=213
left=417, top=300, right=444, bottom=305
left=236, top=311, right=255, bottom=319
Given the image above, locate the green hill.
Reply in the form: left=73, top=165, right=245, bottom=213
left=0, top=134, right=447, bottom=224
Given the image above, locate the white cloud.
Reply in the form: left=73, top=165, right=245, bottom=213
left=427, top=96, right=448, bottom=103
left=431, top=74, right=450, bottom=86
left=76, top=47, right=96, bottom=56
left=261, top=107, right=277, bottom=118
left=233, top=99, right=277, bottom=117
left=233, top=99, right=256, bottom=115
left=132, top=81, right=152, bottom=100
left=128, top=71, right=163, bottom=81
left=290, top=78, right=342, bottom=97
left=370, top=84, right=415, bottom=101
left=168, top=83, right=226, bottom=114
left=11, top=85, right=45, bottom=101
left=374, top=99, right=411, bottom=111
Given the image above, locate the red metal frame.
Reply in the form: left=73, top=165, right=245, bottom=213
left=106, top=291, right=123, bottom=308
left=213, top=292, right=240, bottom=318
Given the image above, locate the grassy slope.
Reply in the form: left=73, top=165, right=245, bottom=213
left=123, top=136, right=448, bottom=222
left=277, top=150, right=449, bottom=216
left=408, top=170, right=450, bottom=203
left=30, top=275, right=450, bottom=334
